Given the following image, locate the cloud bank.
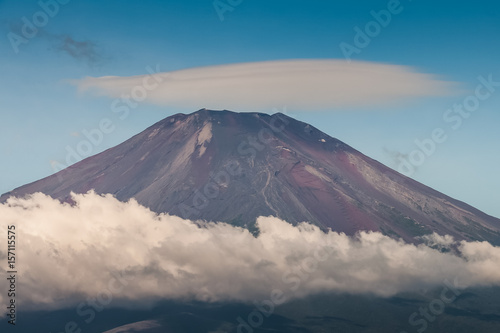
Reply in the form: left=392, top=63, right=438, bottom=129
left=1, top=192, right=500, bottom=313
left=74, top=60, right=456, bottom=111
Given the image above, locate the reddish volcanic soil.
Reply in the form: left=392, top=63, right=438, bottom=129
left=2, top=109, right=500, bottom=244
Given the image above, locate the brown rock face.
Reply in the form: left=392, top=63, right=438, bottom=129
left=2, top=109, right=499, bottom=243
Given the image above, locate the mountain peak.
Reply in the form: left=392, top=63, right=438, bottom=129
left=2, top=109, right=499, bottom=244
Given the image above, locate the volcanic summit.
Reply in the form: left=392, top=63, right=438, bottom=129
left=2, top=109, right=499, bottom=244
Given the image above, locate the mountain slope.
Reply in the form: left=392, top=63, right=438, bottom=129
left=2, top=109, right=499, bottom=243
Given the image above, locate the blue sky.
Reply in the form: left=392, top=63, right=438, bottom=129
left=0, top=0, right=499, bottom=217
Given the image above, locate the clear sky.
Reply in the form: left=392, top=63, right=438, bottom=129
left=0, top=0, right=499, bottom=217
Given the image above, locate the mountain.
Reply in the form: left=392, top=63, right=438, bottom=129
left=14, top=289, right=500, bottom=333
left=2, top=109, right=499, bottom=243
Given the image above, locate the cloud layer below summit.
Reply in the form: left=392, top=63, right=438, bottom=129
left=1, top=192, right=500, bottom=312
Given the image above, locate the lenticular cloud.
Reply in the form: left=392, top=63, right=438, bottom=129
left=1, top=191, right=500, bottom=312
left=74, top=59, right=456, bottom=111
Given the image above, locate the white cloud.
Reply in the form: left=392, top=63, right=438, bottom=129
left=73, top=60, right=457, bottom=111
left=1, top=191, right=499, bottom=314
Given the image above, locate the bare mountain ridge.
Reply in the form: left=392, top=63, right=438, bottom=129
left=2, top=109, right=499, bottom=243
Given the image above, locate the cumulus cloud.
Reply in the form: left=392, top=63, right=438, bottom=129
left=73, top=60, right=457, bottom=111
left=1, top=192, right=500, bottom=313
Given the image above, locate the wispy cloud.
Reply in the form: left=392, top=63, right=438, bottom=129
left=1, top=191, right=500, bottom=313
left=72, top=59, right=458, bottom=111
left=5, top=19, right=105, bottom=65
left=53, top=34, right=103, bottom=65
